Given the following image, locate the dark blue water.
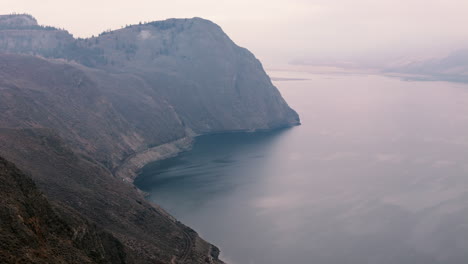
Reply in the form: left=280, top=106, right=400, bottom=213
left=135, top=72, right=468, bottom=264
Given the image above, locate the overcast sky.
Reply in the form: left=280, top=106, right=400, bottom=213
left=2, top=0, right=468, bottom=65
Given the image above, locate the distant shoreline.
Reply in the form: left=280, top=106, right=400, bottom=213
left=270, top=77, right=310, bottom=81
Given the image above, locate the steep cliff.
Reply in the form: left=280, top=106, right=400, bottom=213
left=0, top=14, right=299, bottom=263
left=1, top=15, right=299, bottom=136
left=79, top=18, right=300, bottom=132
left=0, top=15, right=299, bottom=173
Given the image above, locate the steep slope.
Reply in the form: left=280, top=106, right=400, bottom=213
left=0, top=14, right=299, bottom=263
left=0, top=53, right=186, bottom=169
left=0, top=128, right=222, bottom=264
left=1, top=15, right=299, bottom=136
left=0, top=15, right=300, bottom=171
left=0, top=155, right=126, bottom=264
left=81, top=18, right=300, bottom=132
left=0, top=15, right=300, bottom=179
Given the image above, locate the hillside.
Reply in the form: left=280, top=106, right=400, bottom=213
left=0, top=14, right=299, bottom=176
left=0, top=155, right=126, bottom=264
left=0, top=14, right=299, bottom=263
left=0, top=128, right=222, bottom=263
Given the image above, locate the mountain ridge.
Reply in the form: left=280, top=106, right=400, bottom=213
left=383, top=49, right=468, bottom=82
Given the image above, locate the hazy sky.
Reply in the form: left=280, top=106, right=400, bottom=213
left=2, top=0, right=468, bottom=65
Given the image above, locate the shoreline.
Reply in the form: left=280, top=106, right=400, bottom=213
left=114, top=136, right=194, bottom=182
left=114, top=122, right=301, bottom=184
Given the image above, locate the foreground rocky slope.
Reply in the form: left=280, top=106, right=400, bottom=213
left=0, top=129, right=221, bottom=263
left=0, top=156, right=126, bottom=264
left=0, top=14, right=299, bottom=263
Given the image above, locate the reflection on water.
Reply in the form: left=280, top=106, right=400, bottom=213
left=136, top=130, right=291, bottom=211
left=135, top=72, right=468, bottom=264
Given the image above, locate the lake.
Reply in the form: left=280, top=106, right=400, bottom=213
left=135, top=71, right=468, bottom=264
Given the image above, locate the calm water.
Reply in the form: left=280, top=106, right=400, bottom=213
left=135, top=72, right=468, bottom=264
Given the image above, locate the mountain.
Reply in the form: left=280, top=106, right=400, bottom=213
left=384, top=49, right=468, bottom=82
left=0, top=14, right=299, bottom=176
left=0, top=14, right=299, bottom=263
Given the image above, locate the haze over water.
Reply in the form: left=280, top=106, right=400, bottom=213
left=135, top=72, right=468, bottom=264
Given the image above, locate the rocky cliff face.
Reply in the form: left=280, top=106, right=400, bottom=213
left=0, top=14, right=299, bottom=263
left=80, top=18, right=300, bottom=133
